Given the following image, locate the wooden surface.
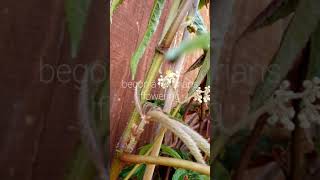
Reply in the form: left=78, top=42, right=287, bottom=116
left=0, top=0, right=107, bottom=179
left=110, top=1, right=210, bottom=156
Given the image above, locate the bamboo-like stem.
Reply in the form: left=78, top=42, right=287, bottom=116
left=123, top=147, right=153, bottom=180
left=123, top=103, right=182, bottom=180
left=143, top=103, right=183, bottom=179
left=143, top=0, right=198, bottom=178
left=110, top=1, right=193, bottom=179
left=120, top=153, right=210, bottom=176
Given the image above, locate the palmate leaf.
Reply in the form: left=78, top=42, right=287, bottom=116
left=250, top=0, right=320, bottom=111
left=130, top=0, right=166, bottom=79
left=166, top=33, right=210, bottom=61
left=243, top=0, right=299, bottom=35
left=65, top=0, right=91, bottom=58
left=188, top=52, right=209, bottom=95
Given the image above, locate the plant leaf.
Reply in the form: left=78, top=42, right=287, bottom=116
left=65, top=0, right=91, bottom=58
left=185, top=52, right=206, bottom=73
left=243, top=0, right=299, bottom=35
left=172, top=169, right=188, bottom=180
left=110, top=0, right=124, bottom=20
left=160, top=145, right=182, bottom=159
left=250, top=0, right=320, bottom=110
left=307, top=23, right=320, bottom=79
left=198, top=0, right=209, bottom=9
left=166, top=33, right=210, bottom=61
left=130, top=0, right=166, bottom=79
left=188, top=52, right=209, bottom=95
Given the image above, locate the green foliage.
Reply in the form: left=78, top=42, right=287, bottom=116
left=172, top=169, right=210, bottom=180
left=165, top=33, right=210, bottom=60
left=188, top=52, right=210, bottom=95
left=65, top=0, right=91, bottom=58
left=130, top=0, right=166, bottom=79
left=198, top=0, right=209, bottom=9
left=160, top=145, right=182, bottom=159
left=250, top=0, right=320, bottom=110
left=119, top=164, right=146, bottom=180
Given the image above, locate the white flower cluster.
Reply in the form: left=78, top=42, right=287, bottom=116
left=194, top=86, right=210, bottom=103
left=266, top=77, right=320, bottom=130
left=157, top=71, right=178, bottom=89
left=298, top=77, right=320, bottom=128
left=267, top=81, right=296, bottom=131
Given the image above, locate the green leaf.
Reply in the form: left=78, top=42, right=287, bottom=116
left=138, top=144, right=153, bottom=155
left=166, top=33, right=210, bottom=60
left=172, top=169, right=188, bottom=180
left=119, top=164, right=146, bottom=180
left=160, top=145, right=182, bottom=159
left=244, top=0, right=299, bottom=34
left=65, top=0, right=91, bottom=58
left=188, top=52, right=210, bottom=95
left=212, top=161, right=231, bottom=180
left=130, top=0, right=166, bottom=79
left=110, top=0, right=124, bottom=20
left=198, top=0, right=209, bottom=9
left=307, top=23, right=320, bottom=79
left=185, top=52, right=206, bottom=73
left=250, top=0, right=320, bottom=110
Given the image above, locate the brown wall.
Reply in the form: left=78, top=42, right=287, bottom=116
left=110, top=1, right=210, bottom=156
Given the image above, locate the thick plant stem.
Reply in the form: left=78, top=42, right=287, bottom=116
left=123, top=104, right=182, bottom=180
left=110, top=2, right=193, bottom=177
left=143, top=0, right=198, bottom=178
left=120, top=153, right=210, bottom=176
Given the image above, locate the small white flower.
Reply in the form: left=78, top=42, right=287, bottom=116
left=157, top=71, right=178, bottom=89
left=194, top=86, right=210, bottom=103
left=194, top=87, right=203, bottom=103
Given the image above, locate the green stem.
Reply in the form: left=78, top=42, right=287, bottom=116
left=110, top=0, right=193, bottom=179
left=120, top=153, right=210, bottom=176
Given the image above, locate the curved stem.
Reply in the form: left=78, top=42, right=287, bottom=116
left=120, top=153, right=210, bottom=176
